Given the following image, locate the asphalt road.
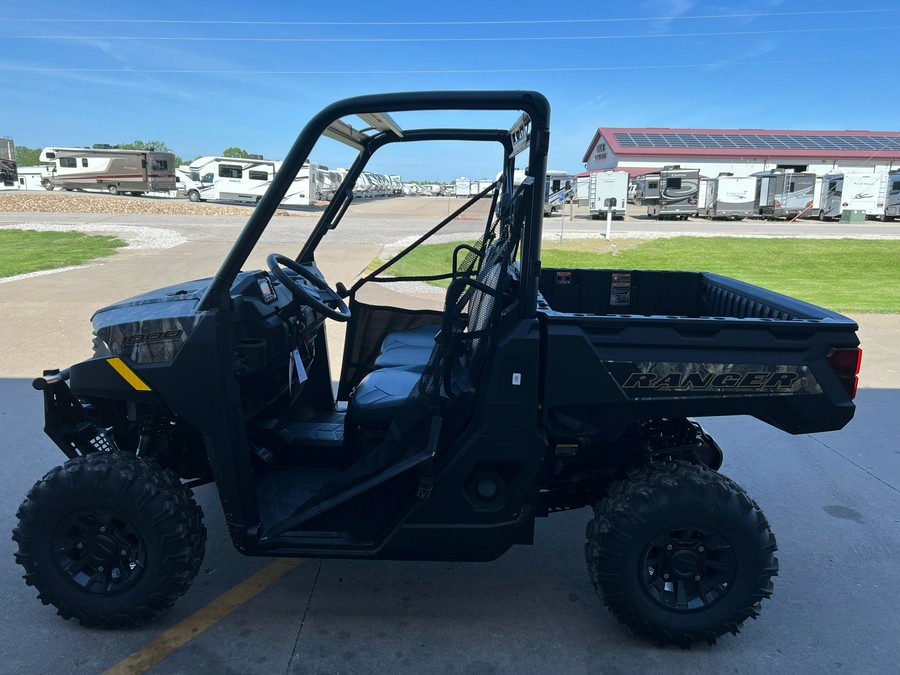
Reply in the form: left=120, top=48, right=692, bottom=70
left=1, top=202, right=898, bottom=673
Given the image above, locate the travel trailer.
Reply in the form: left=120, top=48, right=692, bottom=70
left=885, top=170, right=900, bottom=220
left=637, top=167, right=700, bottom=219
left=698, top=174, right=756, bottom=219
left=819, top=171, right=889, bottom=220
left=455, top=178, right=472, bottom=198
left=39, top=146, right=176, bottom=194
left=587, top=170, right=628, bottom=219
left=0, top=137, right=16, bottom=187
left=754, top=170, right=816, bottom=219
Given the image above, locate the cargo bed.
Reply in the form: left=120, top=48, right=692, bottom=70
left=537, top=268, right=860, bottom=436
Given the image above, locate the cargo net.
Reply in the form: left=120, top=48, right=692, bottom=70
left=309, top=184, right=529, bottom=507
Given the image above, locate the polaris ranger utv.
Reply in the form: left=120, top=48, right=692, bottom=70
left=14, top=92, right=861, bottom=646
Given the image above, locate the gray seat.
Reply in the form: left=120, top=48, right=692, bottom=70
left=380, top=324, right=440, bottom=352
left=350, top=239, right=510, bottom=428
left=373, top=346, right=432, bottom=370
left=348, top=367, right=422, bottom=427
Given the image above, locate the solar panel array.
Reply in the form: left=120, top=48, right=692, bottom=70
left=613, top=132, right=900, bottom=152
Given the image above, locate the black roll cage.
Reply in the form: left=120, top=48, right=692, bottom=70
left=197, top=91, right=551, bottom=319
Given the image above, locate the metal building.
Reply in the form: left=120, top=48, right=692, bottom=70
left=582, top=127, right=900, bottom=178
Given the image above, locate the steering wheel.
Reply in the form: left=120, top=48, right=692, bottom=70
left=266, top=253, right=351, bottom=322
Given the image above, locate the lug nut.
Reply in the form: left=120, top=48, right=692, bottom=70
left=694, top=575, right=702, bottom=581
left=698, top=546, right=705, bottom=553
left=666, top=544, right=674, bottom=551
left=663, top=573, right=670, bottom=579
left=120, top=549, right=127, bottom=556
left=76, top=543, right=83, bottom=549
left=98, top=566, right=104, bottom=572
left=99, top=526, right=106, bottom=533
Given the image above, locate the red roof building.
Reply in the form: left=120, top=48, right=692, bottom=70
left=582, top=127, right=900, bottom=178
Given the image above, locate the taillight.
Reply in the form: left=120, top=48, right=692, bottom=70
left=827, top=347, right=862, bottom=399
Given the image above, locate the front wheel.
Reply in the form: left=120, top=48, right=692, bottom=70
left=187, top=190, right=201, bottom=202
left=585, top=461, right=777, bottom=646
left=13, top=452, right=206, bottom=627
left=107, top=184, right=119, bottom=195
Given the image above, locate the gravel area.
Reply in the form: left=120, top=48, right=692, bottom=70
left=0, top=191, right=318, bottom=217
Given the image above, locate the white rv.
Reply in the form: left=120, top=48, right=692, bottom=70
left=455, top=178, right=472, bottom=198
left=574, top=174, right=591, bottom=207
left=186, top=156, right=276, bottom=203
left=885, top=170, right=900, bottom=220
left=39, top=146, right=176, bottom=195
left=820, top=171, right=889, bottom=220
left=587, top=171, right=628, bottom=219
left=698, top=175, right=756, bottom=220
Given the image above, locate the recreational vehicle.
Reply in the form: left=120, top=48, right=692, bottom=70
left=574, top=173, right=590, bottom=207
left=638, top=167, right=700, bottom=219
left=587, top=170, right=628, bottom=219
left=885, top=170, right=900, bottom=220
left=39, top=146, right=176, bottom=195
left=698, top=174, right=756, bottom=220
left=754, top=170, right=816, bottom=219
left=455, top=178, right=472, bottom=198
left=820, top=171, right=889, bottom=220
left=1, top=137, right=16, bottom=187
left=186, top=156, right=277, bottom=203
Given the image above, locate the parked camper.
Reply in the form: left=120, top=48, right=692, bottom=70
left=754, top=170, right=816, bottom=219
left=186, top=156, right=277, bottom=203
left=574, top=174, right=591, bottom=207
left=587, top=170, right=628, bottom=219
left=819, top=171, right=889, bottom=220
left=885, top=170, right=900, bottom=220
left=698, top=174, right=756, bottom=220
left=39, top=146, right=176, bottom=195
left=639, top=167, right=699, bottom=219
left=455, top=178, right=472, bottom=198
left=1, top=137, right=16, bottom=187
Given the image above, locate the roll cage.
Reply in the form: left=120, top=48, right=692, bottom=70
left=198, top=91, right=551, bottom=316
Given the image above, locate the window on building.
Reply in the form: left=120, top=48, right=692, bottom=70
left=60, top=157, right=76, bottom=168
left=152, top=159, right=169, bottom=171
left=248, top=170, right=268, bottom=181
left=82, top=158, right=88, bottom=167
left=219, top=164, right=242, bottom=179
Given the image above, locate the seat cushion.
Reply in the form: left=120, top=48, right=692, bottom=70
left=350, top=367, right=421, bottom=427
left=380, top=324, right=440, bottom=352
left=373, top=346, right=433, bottom=370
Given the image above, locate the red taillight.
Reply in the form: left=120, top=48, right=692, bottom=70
left=827, top=347, right=862, bottom=399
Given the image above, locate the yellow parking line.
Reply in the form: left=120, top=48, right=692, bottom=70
left=104, top=557, right=303, bottom=675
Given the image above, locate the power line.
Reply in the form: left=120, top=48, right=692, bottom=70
left=1, top=8, right=897, bottom=26
left=3, top=26, right=895, bottom=43
left=0, top=55, right=881, bottom=76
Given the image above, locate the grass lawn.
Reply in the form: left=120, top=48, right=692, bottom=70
left=0, top=230, right=126, bottom=278
left=373, top=236, right=900, bottom=313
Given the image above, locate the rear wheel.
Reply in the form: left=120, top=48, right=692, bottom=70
left=585, top=461, right=777, bottom=646
left=107, top=184, right=119, bottom=195
left=13, top=452, right=206, bottom=627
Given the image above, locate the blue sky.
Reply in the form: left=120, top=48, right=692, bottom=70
left=1, top=0, right=897, bottom=180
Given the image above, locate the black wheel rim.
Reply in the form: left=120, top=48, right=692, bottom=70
left=51, top=508, right=147, bottom=595
left=640, top=525, right=737, bottom=612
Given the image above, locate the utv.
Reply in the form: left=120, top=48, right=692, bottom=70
left=14, top=92, right=861, bottom=646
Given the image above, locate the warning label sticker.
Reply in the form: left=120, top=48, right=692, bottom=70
left=610, top=272, right=632, bottom=306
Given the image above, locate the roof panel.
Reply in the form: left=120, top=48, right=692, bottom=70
left=608, top=129, right=900, bottom=153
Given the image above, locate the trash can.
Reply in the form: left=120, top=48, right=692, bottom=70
left=840, top=209, right=866, bottom=223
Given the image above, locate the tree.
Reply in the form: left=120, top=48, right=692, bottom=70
left=14, top=145, right=43, bottom=166
left=118, top=140, right=183, bottom=165
left=222, top=147, right=249, bottom=159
